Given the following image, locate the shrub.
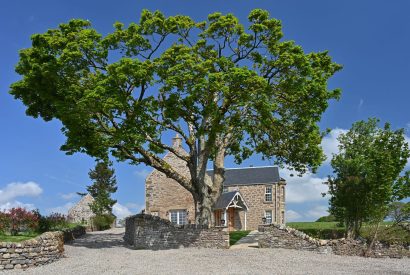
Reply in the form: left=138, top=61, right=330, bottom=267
left=315, top=215, right=336, bottom=222
left=36, top=212, right=69, bottom=232
left=92, top=214, right=115, bottom=231
left=6, top=208, right=39, bottom=235
left=0, top=212, right=10, bottom=234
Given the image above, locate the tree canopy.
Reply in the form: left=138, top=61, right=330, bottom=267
left=327, top=119, right=410, bottom=238
left=10, top=9, right=341, bottom=223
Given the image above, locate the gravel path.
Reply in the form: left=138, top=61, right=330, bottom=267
left=4, top=228, right=410, bottom=275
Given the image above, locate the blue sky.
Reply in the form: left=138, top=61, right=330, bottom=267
left=1, top=0, right=409, bottom=221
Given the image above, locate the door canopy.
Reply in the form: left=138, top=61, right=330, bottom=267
left=213, top=191, right=249, bottom=210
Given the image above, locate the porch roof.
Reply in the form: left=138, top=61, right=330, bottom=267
left=213, top=191, right=249, bottom=210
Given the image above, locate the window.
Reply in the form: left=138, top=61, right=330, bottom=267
left=265, top=210, right=273, bottom=224
left=169, top=210, right=187, bottom=225
left=265, top=186, right=272, bottom=202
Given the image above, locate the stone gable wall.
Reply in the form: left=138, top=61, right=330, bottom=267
left=258, top=224, right=410, bottom=258
left=67, top=194, right=95, bottom=225
left=145, top=147, right=195, bottom=222
left=124, top=214, right=229, bottom=249
left=0, top=231, right=64, bottom=270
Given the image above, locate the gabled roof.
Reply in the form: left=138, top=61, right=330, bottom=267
left=206, top=166, right=281, bottom=186
left=214, top=191, right=248, bottom=210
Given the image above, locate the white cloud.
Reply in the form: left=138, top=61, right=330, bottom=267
left=358, top=99, right=364, bottom=110
left=0, top=201, right=36, bottom=211
left=61, top=192, right=77, bottom=200
left=286, top=210, right=302, bottom=222
left=125, top=202, right=144, bottom=212
left=112, top=202, right=133, bottom=219
left=321, top=128, right=348, bottom=164
left=134, top=168, right=151, bottom=179
left=283, top=168, right=328, bottom=203
left=306, top=205, right=329, bottom=219
left=46, top=202, right=75, bottom=215
left=0, top=182, right=43, bottom=204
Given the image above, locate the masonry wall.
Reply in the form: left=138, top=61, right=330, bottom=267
left=226, top=183, right=286, bottom=230
left=124, top=214, right=229, bottom=249
left=145, top=144, right=195, bottom=223
left=258, top=224, right=410, bottom=258
left=0, top=232, right=64, bottom=270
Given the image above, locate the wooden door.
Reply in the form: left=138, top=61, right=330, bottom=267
left=228, top=208, right=235, bottom=231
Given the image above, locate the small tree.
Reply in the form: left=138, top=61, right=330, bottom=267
left=388, top=202, right=410, bottom=225
left=326, top=119, right=410, bottom=239
left=7, top=208, right=39, bottom=235
left=87, top=161, right=118, bottom=216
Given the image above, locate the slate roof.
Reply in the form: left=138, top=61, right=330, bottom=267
left=214, top=191, right=238, bottom=209
left=206, top=166, right=281, bottom=186
left=213, top=191, right=248, bottom=210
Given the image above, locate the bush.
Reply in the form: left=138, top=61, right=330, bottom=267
left=0, top=208, right=39, bottom=235
left=315, top=215, right=336, bottom=222
left=37, top=212, right=69, bottom=232
left=92, top=214, right=115, bottom=231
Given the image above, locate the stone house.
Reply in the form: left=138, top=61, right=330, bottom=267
left=67, top=194, right=95, bottom=225
left=145, top=135, right=286, bottom=231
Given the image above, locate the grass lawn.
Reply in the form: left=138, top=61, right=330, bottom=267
left=229, top=230, right=251, bottom=245
left=0, top=232, right=40, bottom=242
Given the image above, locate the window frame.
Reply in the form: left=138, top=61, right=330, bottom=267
left=265, top=185, right=273, bottom=202
left=169, top=210, right=187, bottom=225
left=265, top=210, right=273, bottom=224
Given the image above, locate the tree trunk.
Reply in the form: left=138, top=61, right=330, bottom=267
left=365, top=222, right=380, bottom=257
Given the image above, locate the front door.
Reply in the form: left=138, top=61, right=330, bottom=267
left=228, top=208, right=235, bottom=231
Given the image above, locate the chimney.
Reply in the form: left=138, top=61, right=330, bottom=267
left=172, top=134, right=182, bottom=149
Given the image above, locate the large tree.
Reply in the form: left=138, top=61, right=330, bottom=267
left=327, top=119, right=410, bottom=239
left=86, top=161, right=118, bottom=216
left=10, top=9, right=341, bottom=224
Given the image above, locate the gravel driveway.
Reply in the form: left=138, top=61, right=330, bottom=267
left=4, top=228, right=410, bottom=275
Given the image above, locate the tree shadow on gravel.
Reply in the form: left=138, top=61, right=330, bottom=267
left=66, top=230, right=133, bottom=250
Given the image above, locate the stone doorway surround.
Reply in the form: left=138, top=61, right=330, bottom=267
left=213, top=191, right=249, bottom=231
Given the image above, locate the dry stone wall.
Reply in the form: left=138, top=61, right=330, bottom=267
left=258, top=224, right=410, bottom=258
left=124, top=214, right=229, bottom=249
left=0, top=231, right=64, bottom=270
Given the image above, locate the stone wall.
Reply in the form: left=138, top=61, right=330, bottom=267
left=62, top=226, right=86, bottom=242
left=258, top=224, right=410, bottom=258
left=67, top=194, right=95, bottom=226
left=124, top=214, right=229, bottom=249
left=226, top=183, right=285, bottom=230
left=145, top=137, right=195, bottom=222
left=0, top=231, right=64, bottom=270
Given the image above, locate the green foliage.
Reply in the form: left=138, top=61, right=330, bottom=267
left=326, top=119, right=410, bottom=238
left=10, top=9, right=341, bottom=223
left=315, top=215, right=336, bottom=222
left=360, top=224, right=410, bottom=245
left=229, top=230, right=251, bottom=245
left=37, top=212, right=69, bottom=232
left=86, top=161, right=117, bottom=216
left=92, top=214, right=115, bottom=231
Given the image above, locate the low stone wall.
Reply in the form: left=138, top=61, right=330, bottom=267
left=124, top=214, right=229, bottom=249
left=258, top=224, right=327, bottom=252
left=258, top=224, right=410, bottom=258
left=0, top=231, right=64, bottom=270
left=63, top=225, right=86, bottom=242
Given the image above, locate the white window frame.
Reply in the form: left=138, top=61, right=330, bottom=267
left=169, top=210, right=187, bottom=225
left=265, top=210, right=273, bottom=224
left=265, top=186, right=273, bottom=202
